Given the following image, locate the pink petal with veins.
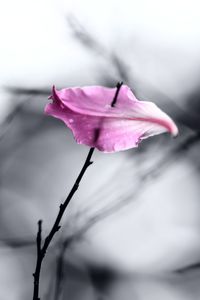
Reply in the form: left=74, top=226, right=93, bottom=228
left=45, top=85, right=178, bottom=153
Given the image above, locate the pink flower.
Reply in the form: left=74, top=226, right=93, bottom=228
left=45, top=85, right=178, bottom=153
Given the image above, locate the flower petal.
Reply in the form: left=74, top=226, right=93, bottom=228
left=45, top=85, right=178, bottom=153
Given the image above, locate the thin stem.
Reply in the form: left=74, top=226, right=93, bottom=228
left=94, top=81, right=123, bottom=142
left=111, top=81, right=123, bottom=107
left=32, top=147, right=95, bottom=300
left=37, top=220, right=42, bottom=257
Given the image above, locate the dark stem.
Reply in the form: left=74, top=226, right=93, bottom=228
left=32, top=147, right=95, bottom=300
left=111, top=81, right=123, bottom=107
left=94, top=81, right=123, bottom=142
left=36, top=220, right=42, bottom=258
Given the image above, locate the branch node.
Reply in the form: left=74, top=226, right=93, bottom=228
left=57, top=226, right=61, bottom=232
left=32, top=147, right=95, bottom=300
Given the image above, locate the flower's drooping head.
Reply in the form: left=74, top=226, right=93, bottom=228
left=45, top=85, right=178, bottom=153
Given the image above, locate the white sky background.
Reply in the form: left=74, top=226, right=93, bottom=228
left=1, top=0, right=200, bottom=118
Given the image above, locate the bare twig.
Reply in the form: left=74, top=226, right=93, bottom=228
left=111, top=82, right=123, bottom=107
left=36, top=221, right=42, bottom=258
left=32, top=147, right=95, bottom=300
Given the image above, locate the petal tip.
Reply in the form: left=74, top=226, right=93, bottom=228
left=171, top=129, right=179, bottom=138
left=48, top=85, right=55, bottom=100
left=170, top=123, right=179, bottom=138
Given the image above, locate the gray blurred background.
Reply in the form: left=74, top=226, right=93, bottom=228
left=0, top=0, right=200, bottom=299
